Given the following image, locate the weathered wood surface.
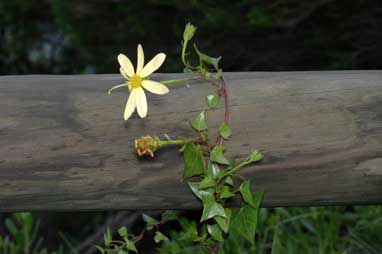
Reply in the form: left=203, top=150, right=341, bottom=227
left=0, top=71, right=382, bottom=211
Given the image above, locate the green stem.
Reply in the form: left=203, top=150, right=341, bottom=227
left=158, top=138, right=196, bottom=147
left=160, top=76, right=202, bottom=85
left=182, top=39, right=199, bottom=70
left=217, top=160, right=251, bottom=183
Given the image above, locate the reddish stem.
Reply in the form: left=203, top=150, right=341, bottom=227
left=217, top=76, right=229, bottom=146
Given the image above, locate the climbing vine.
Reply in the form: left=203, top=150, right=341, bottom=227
left=97, top=23, right=263, bottom=254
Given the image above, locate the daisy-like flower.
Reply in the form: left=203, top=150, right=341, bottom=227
left=109, top=44, right=169, bottom=120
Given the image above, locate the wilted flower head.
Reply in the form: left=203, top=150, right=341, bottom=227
left=135, top=135, right=160, bottom=157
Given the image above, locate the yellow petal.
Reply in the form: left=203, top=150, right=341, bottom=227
left=124, top=90, right=137, bottom=120
left=139, top=53, right=166, bottom=78
left=120, top=68, right=129, bottom=80
left=135, top=87, right=148, bottom=118
left=118, top=54, right=135, bottom=77
left=136, top=44, right=144, bottom=74
left=142, top=80, right=169, bottom=95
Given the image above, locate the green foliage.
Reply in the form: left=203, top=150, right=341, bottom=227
left=142, top=214, right=159, bottom=231
left=182, top=143, right=205, bottom=178
left=154, top=232, right=169, bottom=244
left=206, top=94, right=220, bottom=109
left=191, top=111, right=208, bottom=131
left=219, top=122, right=231, bottom=140
left=210, top=146, right=230, bottom=165
left=193, top=45, right=221, bottom=72
left=206, top=161, right=221, bottom=180
left=248, top=150, right=263, bottom=163
left=247, top=8, right=274, bottom=29
left=99, top=21, right=264, bottom=254
left=0, top=213, right=69, bottom=254
left=161, top=211, right=178, bottom=223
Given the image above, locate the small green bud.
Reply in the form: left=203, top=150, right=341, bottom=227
left=183, top=22, right=197, bottom=42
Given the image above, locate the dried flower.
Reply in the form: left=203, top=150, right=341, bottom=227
left=135, top=135, right=160, bottom=157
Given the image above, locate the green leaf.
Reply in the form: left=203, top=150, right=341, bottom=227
left=183, top=143, right=205, bottom=178
left=214, top=208, right=232, bottom=233
left=142, top=214, right=159, bottom=231
left=161, top=210, right=177, bottom=223
left=207, top=161, right=221, bottom=180
left=229, top=206, right=257, bottom=243
left=194, top=44, right=221, bottom=71
left=220, top=186, right=235, bottom=199
left=248, top=150, right=263, bottom=163
left=154, top=231, right=169, bottom=243
left=229, top=193, right=263, bottom=243
left=252, top=192, right=264, bottom=210
left=118, top=226, right=128, bottom=237
left=215, top=69, right=223, bottom=79
left=104, top=228, right=112, bottom=247
left=125, top=238, right=138, bottom=253
left=200, top=131, right=208, bottom=142
left=207, top=224, right=224, bottom=241
left=199, top=177, right=215, bottom=189
left=225, top=176, right=234, bottom=186
left=219, top=122, right=232, bottom=139
left=207, top=95, right=220, bottom=109
left=210, top=146, right=230, bottom=165
left=183, top=67, right=193, bottom=73
left=239, top=180, right=255, bottom=207
left=191, top=111, right=208, bottom=131
left=201, top=200, right=227, bottom=222
left=5, top=219, right=18, bottom=236
left=95, top=245, right=105, bottom=254
left=188, top=182, right=214, bottom=202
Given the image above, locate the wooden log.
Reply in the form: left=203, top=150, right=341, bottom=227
left=0, top=71, right=381, bottom=211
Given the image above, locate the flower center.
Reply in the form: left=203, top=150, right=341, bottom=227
left=129, top=75, right=143, bottom=89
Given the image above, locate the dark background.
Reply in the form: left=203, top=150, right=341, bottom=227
left=1, top=0, right=382, bottom=253
left=1, top=0, right=381, bottom=75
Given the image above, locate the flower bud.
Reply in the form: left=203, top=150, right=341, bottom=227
left=183, top=22, right=197, bottom=42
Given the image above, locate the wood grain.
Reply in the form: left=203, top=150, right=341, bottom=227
left=0, top=71, right=381, bottom=211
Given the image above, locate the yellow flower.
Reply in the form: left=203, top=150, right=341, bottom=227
left=109, top=44, right=169, bottom=120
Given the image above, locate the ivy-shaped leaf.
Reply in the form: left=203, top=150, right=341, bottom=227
left=228, top=194, right=262, bottom=244
left=192, top=111, right=208, bottom=131
left=210, top=146, right=230, bottom=165
left=225, top=176, right=234, bottom=186
left=219, top=122, right=232, bottom=139
left=125, top=238, right=138, bottom=253
left=220, top=186, right=235, bottom=199
left=142, top=214, right=159, bottom=230
left=154, top=231, right=169, bottom=243
left=188, top=182, right=214, bottom=202
left=239, top=180, right=255, bottom=207
left=201, top=200, right=227, bottom=222
left=207, top=161, right=221, bottom=180
left=194, top=44, right=222, bottom=71
left=161, top=210, right=177, bottom=223
left=207, top=224, right=224, bottom=241
left=199, top=177, right=215, bottom=189
left=214, top=208, right=232, bottom=233
left=183, top=143, right=205, bottom=178
left=207, top=94, right=220, bottom=109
